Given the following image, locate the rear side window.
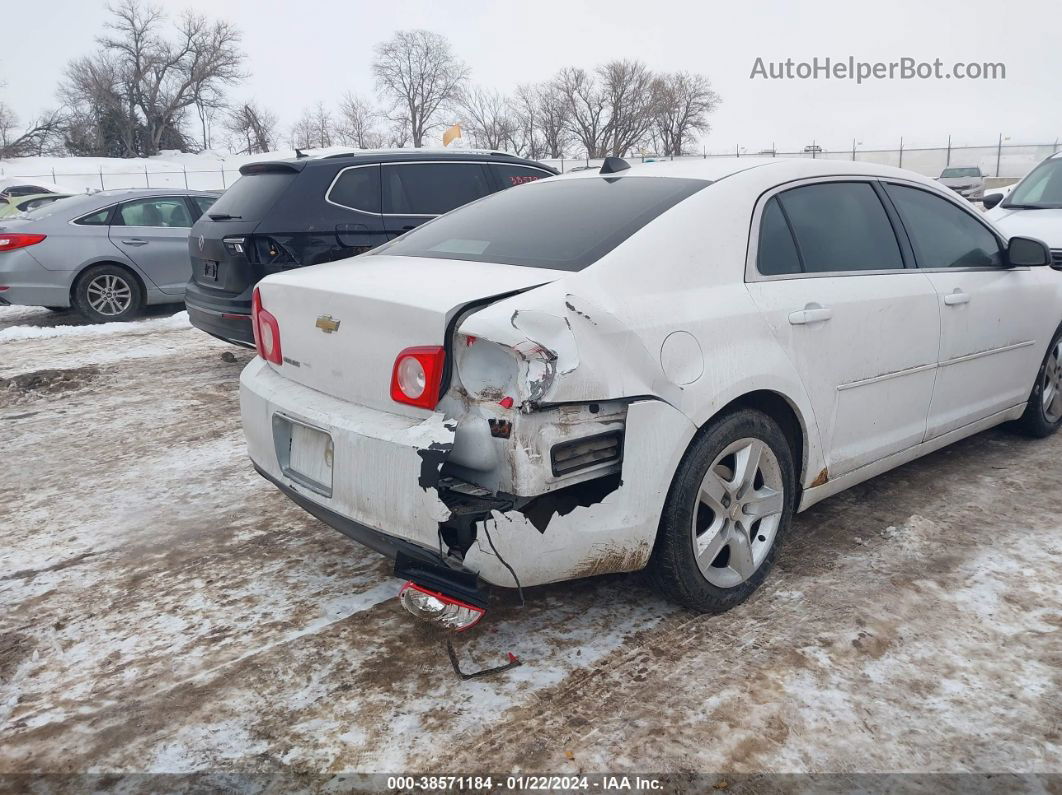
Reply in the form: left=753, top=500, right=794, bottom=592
left=206, top=171, right=296, bottom=220
left=383, top=162, right=490, bottom=215
left=376, top=176, right=709, bottom=271
left=74, top=207, right=112, bottom=226
left=492, top=164, right=551, bottom=188
left=777, top=182, right=903, bottom=273
left=327, top=165, right=381, bottom=213
left=757, top=198, right=802, bottom=276
left=884, top=183, right=1003, bottom=269
left=191, top=195, right=217, bottom=215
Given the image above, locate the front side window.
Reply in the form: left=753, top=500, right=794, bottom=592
left=117, top=197, right=193, bottom=228
left=492, top=164, right=552, bottom=188
left=884, top=183, right=1002, bottom=269
left=327, top=165, right=381, bottom=213
left=376, top=175, right=709, bottom=271
left=775, top=182, right=904, bottom=273
left=383, top=162, right=491, bottom=215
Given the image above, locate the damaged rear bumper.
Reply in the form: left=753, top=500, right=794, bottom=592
left=254, top=463, right=488, bottom=606
left=240, top=357, right=698, bottom=589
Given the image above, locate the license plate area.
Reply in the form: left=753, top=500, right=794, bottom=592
left=203, top=260, right=219, bottom=280
left=272, top=413, right=334, bottom=498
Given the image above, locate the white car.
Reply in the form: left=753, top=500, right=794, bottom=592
left=239, top=157, right=1062, bottom=628
left=986, top=151, right=1062, bottom=262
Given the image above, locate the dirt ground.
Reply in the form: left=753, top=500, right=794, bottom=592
left=1, top=305, right=1059, bottom=783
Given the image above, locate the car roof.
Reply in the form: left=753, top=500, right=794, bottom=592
left=240, top=149, right=558, bottom=176
left=556, top=156, right=944, bottom=189
left=90, top=187, right=220, bottom=198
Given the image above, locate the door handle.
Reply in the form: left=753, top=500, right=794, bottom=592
left=120, top=238, right=148, bottom=246
left=788, top=304, right=833, bottom=325
left=943, top=290, right=970, bottom=306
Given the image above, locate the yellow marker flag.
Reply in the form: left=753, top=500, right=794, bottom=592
left=443, top=123, right=462, bottom=147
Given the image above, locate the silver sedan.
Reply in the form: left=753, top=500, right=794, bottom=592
left=0, top=188, right=218, bottom=322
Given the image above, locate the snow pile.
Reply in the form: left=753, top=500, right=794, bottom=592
left=0, top=310, right=191, bottom=342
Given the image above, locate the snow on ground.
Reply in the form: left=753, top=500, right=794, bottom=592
left=0, top=304, right=1060, bottom=781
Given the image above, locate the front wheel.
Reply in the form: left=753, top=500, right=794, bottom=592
left=649, top=408, right=795, bottom=614
left=1018, top=328, right=1062, bottom=438
left=73, top=265, right=145, bottom=323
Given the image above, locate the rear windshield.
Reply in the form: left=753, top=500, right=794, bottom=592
left=375, top=176, right=709, bottom=271
left=940, top=167, right=980, bottom=178
left=206, top=171, right=295, bottom=220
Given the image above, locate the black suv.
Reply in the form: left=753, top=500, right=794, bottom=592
left=185, top=150, right=557, bottom=346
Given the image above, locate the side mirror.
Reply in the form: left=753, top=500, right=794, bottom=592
left=1007, top=236, right=1052, bottom=267
left=982, top=192, right=1004, bottom=210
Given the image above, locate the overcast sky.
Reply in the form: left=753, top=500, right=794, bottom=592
left=4, top=0, right=1061, bottom=153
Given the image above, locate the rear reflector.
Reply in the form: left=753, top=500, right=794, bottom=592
left=551, top=430, right=624, bottom=476
left=251, top=287, right=282, bottom=364
left=399, top=582, right=485, bottom=631
left=0, top=233, right=46, bottom=252
left=390, top=346, right=446, bottom=409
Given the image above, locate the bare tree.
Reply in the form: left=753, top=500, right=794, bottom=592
left=598, top=59, right=656, bottom=157
left=0, top=107, right=67, bottom=158
left=650, top=71, right=719, bottom=156
left=508, top=84, right=541, bottom=158
left=224, top=101, right=277, bottom=154
left=535, top=81, right=572, bottom=158
left=59, top=0, right=244, bottom=157
left=554, top=67, right=608, bottom=158
left=372, top=29, right=468, bottom=147
left=455, top=86, right=515, bottom=151
left=337, top=93, right=384, bottom=149
left=290, top=102, right=334, bottom=150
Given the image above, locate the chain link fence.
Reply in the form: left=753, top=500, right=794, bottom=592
left=545, top=141, right=1060, bottom=184
left=2, top=139, right=1058, bottom=193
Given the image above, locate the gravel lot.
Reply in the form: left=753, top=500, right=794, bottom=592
left=1, top=305, right=1060, bottom=783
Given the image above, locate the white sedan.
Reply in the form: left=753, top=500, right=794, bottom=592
left=239, top=157, right=1062, bottom=628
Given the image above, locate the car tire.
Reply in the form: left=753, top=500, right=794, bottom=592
left=649, top=408, right=795, bottom=614
left=1017, top=327, right=1062, bottom=438
left=72, top=265, right=145, bottom=323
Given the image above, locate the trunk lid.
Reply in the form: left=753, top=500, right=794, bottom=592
left=255, top=254, right=564, bottom=416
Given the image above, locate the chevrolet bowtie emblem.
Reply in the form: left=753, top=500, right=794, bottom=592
left=315, top=315, right=341, bottom=333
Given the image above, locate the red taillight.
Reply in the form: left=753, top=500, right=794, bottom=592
left=390, top=346, right=446, bottom=409
left=398, top=582, right=485, bottom=631
left=251, top=287, right=282, bottom=364
left=0, top=233, right=46, bottom=252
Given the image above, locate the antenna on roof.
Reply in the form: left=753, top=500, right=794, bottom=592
left=294, top=148, right=309, bottom=159
left=600, top=156, right=630, bottom=174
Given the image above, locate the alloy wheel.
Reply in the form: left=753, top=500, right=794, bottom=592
left=1043, top=340, right=1062, bottom=424
left=691, top=437, right=786, bottom=588
left=86, top=273, right=133, bottom=317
